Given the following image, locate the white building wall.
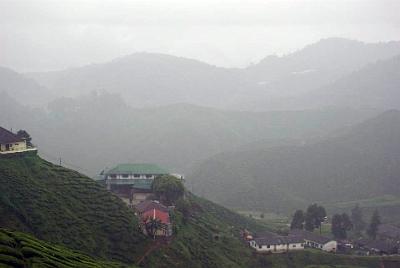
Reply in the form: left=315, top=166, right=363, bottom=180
left=0, top=141, right=27, bottom=152
left=322, top=241, right=337, bottom=252
left=250, top=241, right=304, bottom=253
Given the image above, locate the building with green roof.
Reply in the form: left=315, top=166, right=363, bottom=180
left=106, top=163, right=169, bottom=177
left=102, top=163, right=171, bottom=206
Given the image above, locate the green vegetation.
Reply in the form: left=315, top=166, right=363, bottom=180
left=331, top=213, right=352, bottom=239
left=366, top=210, right=381, bottom=240
left=143, top=194, right=271, bottom=267
left=0, top=154, right=396, bottom=267
left=190, top=111, right=400, bottom=221
left=256, top=250, right=399, bottom=268
left=152, top=175, right=185, bottom=205
left=0, top=155, right=147, bottom=264
left=0, top=228, right=135, bottom=268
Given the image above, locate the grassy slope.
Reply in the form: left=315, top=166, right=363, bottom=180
left=0, top=228, right=135, bottom=268
left=144, top=194, right=272, bottom=268
left=190, top=110, right=400, bottom=217
left=143, top=195, right=395, bottom=268
left=0, top=155, right=148, bottom=264
left=0, top=154, right=396, bottom=267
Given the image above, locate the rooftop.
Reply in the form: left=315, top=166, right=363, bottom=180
left=289, top=229, right=334, bottom=244
left=378, top=224, right=400, bottom=238
left=106, top=163, right=169, bottom=175
left=0, top=127, right=23, bottom=144
left=135, top=200, right=169, bottom=213
left=254, top=232, right=304, bottom=245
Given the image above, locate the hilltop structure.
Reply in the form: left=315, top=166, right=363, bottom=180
left=98, top=163, right=182, bottom=206
left=0, top=127, right=37, bottom=156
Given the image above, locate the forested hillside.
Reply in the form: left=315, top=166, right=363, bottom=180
left=190, top=110, right=400, bottom=215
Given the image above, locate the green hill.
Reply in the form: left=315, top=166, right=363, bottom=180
left=0, top=154, right=147, bottom=263
left=0, top=228, right=134, bottom=268
left=190, top=110, right=400, bottom=218
left=0, top=154, right=395, bottom=267
left=142, top=194, right=394, bottom=268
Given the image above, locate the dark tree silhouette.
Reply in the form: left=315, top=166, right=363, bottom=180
left=351, top=204, right=366, bottom=236
left=290, top=210, right=305, bottom=230
left=16, top=130, right=33, bottom=147
left=331, top=213, right=353, bottom=239
left=152, top=175, right=184, bottom=205
left=305, top=204, right=326, bottom=233
left=367, top=210, right=381, bottom=240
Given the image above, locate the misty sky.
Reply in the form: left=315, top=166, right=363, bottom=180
left=1, top=0, right=400, bottom=72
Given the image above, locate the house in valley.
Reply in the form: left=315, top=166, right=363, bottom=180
left=135, top=200, right=172, bottom=237
left=289, top=229, right=337, bottom=252
left=250, top=232, right=304, bottom=253
left=0, top=127, right=37, bottom=156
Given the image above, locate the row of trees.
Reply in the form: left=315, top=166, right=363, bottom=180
left=290, top=204, right=382, bottom=240
left=331, top=206, right=381, bottom=240
left=290, top=204, right=327, bottom=233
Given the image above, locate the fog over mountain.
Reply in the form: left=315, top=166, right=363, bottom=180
left=189, top=110, right=400, bottom=216
left=0, top=92, right=379, bottom=177
left=24, top=38, right=400, bottom=111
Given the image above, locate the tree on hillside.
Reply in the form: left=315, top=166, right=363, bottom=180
left=145, top=217, right=163, bottom=240
left=331, top=213, right=353, bottom=239
left=351, top=204, right=366, bottom=237
left=367, top=210, right=381, bottom=240
left=305, top=204, right=326, bottom=233
left=290, top=210, right=305, bottom=230
left=16, top=130, right=33, bottom=147
left=152, top=175, right=184, bottom=205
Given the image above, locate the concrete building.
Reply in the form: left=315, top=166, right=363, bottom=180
left=99, top=163, right=170, bottom=206
left=289, top=229, right=337, bottom=252
left=250, top=232, right=304, bottom=253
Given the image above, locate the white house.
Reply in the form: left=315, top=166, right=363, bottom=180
left=250, top=232, right=304, bottom=253
left=0, top=127, right=37, bottom=155
left=289, top=229, right=337, bottom=252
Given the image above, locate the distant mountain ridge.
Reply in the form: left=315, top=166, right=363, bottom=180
left=24, top=38, right=400, bottom=111
left=189, top=110, right=400, bottom=213
left=0, top=66, right=52, bottom=106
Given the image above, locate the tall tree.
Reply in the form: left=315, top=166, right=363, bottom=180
left=152, top=175, right=184, bottom=205
left=351, top=204, right=366, bottom=236
left=367, top=210, right=381, bottom=240
left=16, top=129, right=33, bottom=147
left=290, top=210, right=305, bottom=230
left=331, top=213, right=353, bottom=239
left=331, top=214, right=344, bottom=239
left=305, top=204, right=326, bottom=233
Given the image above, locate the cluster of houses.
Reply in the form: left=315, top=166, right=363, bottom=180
left=0, top=127, right=37, bottom=156
left=97, top=163, right=183, bottom=238
left=248, top=229, right=337, bottom=254
left=355, top=224, right=400, bottom=255
left=248, top=223, right=400, bottom=256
